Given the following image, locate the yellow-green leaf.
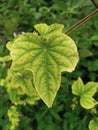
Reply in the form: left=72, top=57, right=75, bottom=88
left=8, top=106, right=20, bottom=130
left=89, top=118, right=98, bottom=130
left=80, top=96, right=97, bottom=109
left=7, top=70, right=40, bottom=105
left=72, top=77, right=98, bottom=109
left=34, top=23, right=64, bottom=36
left=8, top=23, right=79, bottom=107
left=72, top=77, right=84, bottom=96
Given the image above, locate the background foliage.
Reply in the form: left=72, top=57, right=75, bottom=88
left=0, top=0, right=98, bottom=130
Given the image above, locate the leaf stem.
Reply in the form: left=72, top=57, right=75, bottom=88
left=65, top=8, right=98, bottom=35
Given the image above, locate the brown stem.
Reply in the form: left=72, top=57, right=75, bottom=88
left=65, top=8, right=98, bottom=35
left=91, top=0, right=98, bottom=8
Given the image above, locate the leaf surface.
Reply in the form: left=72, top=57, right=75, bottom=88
left=72, top=77, right=98, bottom=109
left=72, top=77, right=84, bottom=96
left=7, top=70, right=40, bottom=105
left=8, top=23, right=79, bottom=107
left=34, top=23, right=64, bottom=36
left=8, top=106, right=20, bottom=130
left=80, top=96, right=97, bottom=109
left=89, top=118, right=98, bottom=130
left=91, top=35, right=98, bottom=40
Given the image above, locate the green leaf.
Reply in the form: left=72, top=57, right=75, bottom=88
left=82, top=82, right=98, bottom=97
left=80, top=96, right=97, bottom=109
left=6, top=41, right=13, bottom=50
left=0, top=55, right=12, bottom=62
left=26, top=95, right=40, bottom=105
left=34, top=23, right=64, bottom=36
left=34, top=23, right=49, bottom=35
left=87, top=60, right=98, bottom=71
left=90, top=35, right=98, bottom=46
left=89, top=118, right=98, bottom=130
left=72, top=77, right=84, bottom=96
left=7, top=70, right=40, bottom=105
left=54, top=0, right=67, bottom=10
left=91, top=35, right=98, bottom=40
left=72, top=77, right=98, bottom=109
left=10, top=71, right=36, bottom=96
left=79, top=48, right=93, bottom=58
left=8, top=106, right=20, bottom=130
left=8, top=23, right=79, bottom=107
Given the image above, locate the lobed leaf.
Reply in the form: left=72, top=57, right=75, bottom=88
left=72, top=77, right=98, bottom=109
left=7, top=23, right=79, bottom=107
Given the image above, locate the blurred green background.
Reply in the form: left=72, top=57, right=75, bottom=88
left=0, top=0, right=98, bottom=130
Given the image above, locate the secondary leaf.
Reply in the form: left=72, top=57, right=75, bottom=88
left=7, top=23, right=79, bottom=107
left=10, top=71, right=36, bottom=96
left=83, top=82, right=98, bottom=97
left=8, top=106, right=20, bottom=130
left=72, top=77, right=84, bottom=96
left=72, top=77, right=98, bottom=109
left=80, top=96, right=97, bottom=109
left=89, top=118, right=98, bottom=130
left=7, top=70, right=40, bottom=105
left=91, top=35, right=98, bottom=40
left=87, top=60, right=98, bottom=71
left=79, top=48, right=93, bottom=58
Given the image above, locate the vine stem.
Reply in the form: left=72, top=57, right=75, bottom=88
left=65, top=8, right=98, bottom=35
left=91, top=0, right=98, bottom=8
